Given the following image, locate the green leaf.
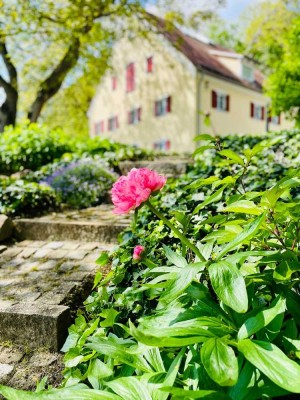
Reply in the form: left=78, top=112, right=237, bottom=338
left=86, top=337, right=152, bottom=372
left=216, top=213, right=266, bottom=260
left=273, top=259, right=300, bottom=281
left=159, top=262, right=206, bottom=304
left=130, top=307, right=234, bottom=347
left=238, top=339, right=300, bottom=393
left=96, top=252, right=109, bottom=266
left=193, top=145, right=215, bottom=156
left=193, top=185, right=227, bottom=214
left=100, top=308, right=120, bottom=328
left=143, top=347, right=166, bottom=373
left=238, top=296, right=286, bottom=340
left=201, top=338, right=238, bottom=386
left=222, top=200, right=263, bottom=215
left=87, top=359, right=113, bottom=389
left=163, top=245, right=187, bottom=268
left=194, top=134, right=216, bottom=142
left=185, top=176, right=219, bottom=190
left=160, top=387, right=231, bottom=399
left=105, top=377, right=152, bottom=400
left=209, top=261, right=248, bottom=313
left=219, top=149, right=245, bottom=166
left=0, top=384, right=122, bottom=400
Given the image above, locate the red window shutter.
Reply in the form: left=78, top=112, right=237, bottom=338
left=250, top=102, right=254, bottom=117
left=167, top=96, right=171, bottom=112
left=212, top=91, right=217, bottom=108
left=261, top=107, right=265, bottom=120
left=226, top=95, right=230, bottom=112
left=128, top=111, right=131, bottom=124
left=137, top=107, right=142, bottom=121
left=154, top=101, right=158, bottom=116
left=147, top=57, right=153, bottom=73
left=165, top=140, right=171, bottom=150
left=115, top=116, right=119, bottom=129
left=126, top=63, right=135, bottom=92
left=112, top=76, right=117, bottom=90
left=100, top=121, right=104, bottom=132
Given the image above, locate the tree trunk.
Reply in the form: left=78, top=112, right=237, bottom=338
left=28, top=37, right=80, bottom=122
left=0, top=38, right=18, bottom=132
left=0, top=88, right=17, bottom=132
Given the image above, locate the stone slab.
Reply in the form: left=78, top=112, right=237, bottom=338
left=119, top=158, right=191, bottom=177
left=0, top=303, right=71, bottom=351
left=13, top=220, right=125, bottom=243
left=0, top=215, right=13, bottom=242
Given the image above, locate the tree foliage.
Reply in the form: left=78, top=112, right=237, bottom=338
left=0, top=0, right=225, bottom=134
left=240, top=0, right=300, bottom=123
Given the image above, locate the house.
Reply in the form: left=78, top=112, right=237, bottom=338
left=88, top=17, right=293, bottom=153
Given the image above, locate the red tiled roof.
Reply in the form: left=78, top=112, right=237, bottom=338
left=150, top=14, right=263, bottom=92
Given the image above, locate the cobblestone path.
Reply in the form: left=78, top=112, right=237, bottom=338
left=0, top=205, right=131, bottom=391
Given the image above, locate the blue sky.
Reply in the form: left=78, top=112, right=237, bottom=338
left=218, top=0, right=254, bottom=22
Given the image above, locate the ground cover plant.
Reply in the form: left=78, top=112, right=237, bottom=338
left=0, top=178, right=57, bottom=217
left=1, top=131, right=300, bottom=399
left=40, top=157, right=117, bottom=209
left=0, top=123, right=155, bottom=215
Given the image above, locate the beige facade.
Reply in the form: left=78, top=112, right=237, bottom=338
left=199, top=73, right=292, bottom=136
left=88, top=31, right=293, bottom=154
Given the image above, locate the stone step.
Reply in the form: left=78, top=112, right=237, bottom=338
left=13, top=205, right=131, bottom=243
left=0, top=240, right=115, bottom=351
left=119, top=157, right=191, bottom=177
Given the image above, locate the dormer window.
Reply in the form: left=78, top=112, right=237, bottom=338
left=242, top=64, right=254, bottom=82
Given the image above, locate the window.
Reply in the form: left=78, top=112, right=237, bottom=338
left=242, top=64, right=254, bottom=82
left=94, top=120, right=105, bottom=135
left=211, top=91, right=229, bottom=112
left=250, top=103, right=265, bottom=120
left=128, top=107, right=141, bottom=125
left=108, top=116, right=119, bottom=131
left=268, top=114, right=281, bottom=125
left=147, top=56, right=153, bottom=73
left=112, top=76, right=117, bottom=91
left=154, top=96, right=171, bottom=116
left=126, top=63, right=135, bottom=92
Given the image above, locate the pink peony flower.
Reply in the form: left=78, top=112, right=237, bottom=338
left=111, top=168, right=166, bottom=214
left=133, top=245, right=145, bottom=261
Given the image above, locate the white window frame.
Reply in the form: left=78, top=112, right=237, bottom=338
left=156, top=97, right=170, bottom=116
left=108, top=116, right=118, bottom=131
left=216, top=91, right=228, bottom=112
left=253, top=104, right=263, bottom=120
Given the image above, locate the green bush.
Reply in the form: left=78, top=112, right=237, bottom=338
left=41, top=156, right=117, bottom=209
left=74, top=136, right=155, bottom=166
left=0, top=123, right=72, bottom=173
left=0, top=179, right=57, bottom=217
left=2, top=130, right=300, bottom=399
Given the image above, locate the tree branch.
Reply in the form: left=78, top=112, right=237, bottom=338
left=28, top=36, right=80, bottom=122
left=0, top=38, right=17, bottom=90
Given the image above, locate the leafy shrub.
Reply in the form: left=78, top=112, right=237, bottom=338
left=0, top=123, right=72, bottom=173
left=3, top=131, right=300, bottom=399
left=61, top=135, right=300, bottom=398
left=0, top=179, right=57, bottom=217
left=74, top=136, right=155, bottom=163
left=41, top=157, right=117, bottom=208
